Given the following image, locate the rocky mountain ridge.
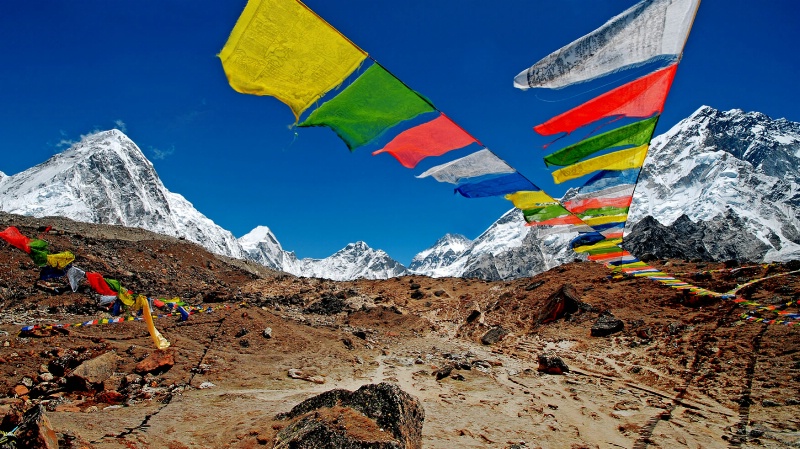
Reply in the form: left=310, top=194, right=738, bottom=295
left=2, top=105, right=797, bottom=281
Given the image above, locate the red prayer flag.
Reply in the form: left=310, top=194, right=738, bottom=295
left=372, top=113, right=478, bottom=169
left=0, top=226, right=32, bottom=253
left=562, top=195, right=634, bottom=214
left=534, top=64, right=678, bottom=136
left=524, top=215, right=584, bottom=227
left=86, top=272, right=118, bottom=296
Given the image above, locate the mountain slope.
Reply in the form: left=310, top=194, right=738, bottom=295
left=627, top=106, right=800, bottom=261
left=0, top=130, right=245, bottom=258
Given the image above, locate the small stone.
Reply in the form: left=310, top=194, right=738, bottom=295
left=262, top=328, right=273, bottom=339
left=537, top=353, right=570, bottom=375
left=481, top=326, right=509, bottom=345
left=134, top=350, right=175, bottom=375
left=591, top=314, right=624, bottom=337
left=38, top=372, right=55, bottom=383
left=12, top=385, right=29, bottom=396
left=762, top=399, right=780, bottom=407
left=198, top=382, right=216, bottom=389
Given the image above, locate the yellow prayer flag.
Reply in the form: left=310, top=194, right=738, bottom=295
left=138, top=296, right=170, bottom=350
left=504, top=190, right=558, bottom=209
left=573, top=238, right=623, bottom=253
left=581, top=214, right=630, bottom=226
left=46, top=251, right=75, bottom=269
left=219, top=0, right=368, bottom=120
left=552, top=144, right=649, bottom=184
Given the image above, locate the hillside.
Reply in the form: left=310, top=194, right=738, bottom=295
left=0, top=213, right=799, bottom=448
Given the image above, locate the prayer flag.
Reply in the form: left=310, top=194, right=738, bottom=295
left=416, top=149, right=515, bottom=184
left=373, top=113, right=478, bottom=169
left=219, top=0, right=368, bottom=120
left=544, top=116, right=658, bottom=167
left=299, top=64, right=435, bottom=150
left=514, top=0, right=699, bottom=89
left=0, top=226, right=32, bottom=253
left=534, top=65, right=677, bottom=136
left=455, top=172, right=537, bottom=198
left=552, top=144, right=648, bottom=184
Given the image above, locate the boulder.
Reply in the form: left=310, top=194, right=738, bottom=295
left=134, top=350, right=175, bottom=375
left=68, top=352, right=120, bottom=389
left=480, top=326, right=508, bottom=345
left=537, top=283, right=594, bottom=326
left=591, top=314, right=624, bottom=337
left=274, top=383, right=424, bottom=449
left=537, top=353, right=570, bottom=375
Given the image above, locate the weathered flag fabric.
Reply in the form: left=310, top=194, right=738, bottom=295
left=86, top=272, right=118, bottom=297
left=544, top=116, right=658, bottom=167
left=551, top=144, right=648, bottom=184
left=513, top=0, right=699, bottom=89
left=0, top=226, right=32, bottom=253
left=219, top=0, right=368, bottom=120
left=373, top=113, right=478, bottom=168
left=300, top=64, right=435, bottom=150
left=416, top=149, right=515, bottom=184
left=534, top=64, right=677, bottom=136
left=455, top=172, right=537, bottom=198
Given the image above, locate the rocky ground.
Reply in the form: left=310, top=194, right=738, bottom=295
left=1, top=212, right=799, bottom=448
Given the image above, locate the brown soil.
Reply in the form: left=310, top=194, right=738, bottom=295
left=1, top=212, right=799, bottom=448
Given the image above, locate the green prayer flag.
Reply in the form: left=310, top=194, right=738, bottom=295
left=522, top=204, right=571, bottom=222
left=544, top=116, right=659, bottom=167
left=28, top=239, right=49, bottom=266
left=104, top=278, right=122, bottom=293
left=577, top=206, right=630, bottom=218
left=298, top=64, right=435, bottom=151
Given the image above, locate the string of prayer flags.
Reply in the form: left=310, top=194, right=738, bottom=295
left=372, top=113, right=479, bottom=168
left=218, top=0, right=368, bottom=120
left=299, top=63, right=436, bottom=150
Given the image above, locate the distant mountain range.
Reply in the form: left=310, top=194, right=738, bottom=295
left=1, top=106, right=797, bottom=280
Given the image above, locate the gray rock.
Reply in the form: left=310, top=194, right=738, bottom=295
left=274, top=383, right=424, bottom=449
left=591, top=314, right=624, bottom=337
left=68, top=352, right=120, bottom=389
left=481, top=326, right=509, bottom=345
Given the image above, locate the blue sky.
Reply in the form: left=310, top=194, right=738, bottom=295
left=1, top=1, right=798, bottom=265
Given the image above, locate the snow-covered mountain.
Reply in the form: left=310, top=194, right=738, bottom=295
left=238, top=228, right=406, bottom=280
left=239, top=225, right=301, bottom=272
left=627, top=106, right=800, bottom=261
left=408, top=234, right=472, bottom=276
left=408, top=209, right=578, bottom=280
left=0, top=130, right=245, bottom=259
left=5, top=106, right=797, bottom=282
left=295, top=241, right=408, bottom=281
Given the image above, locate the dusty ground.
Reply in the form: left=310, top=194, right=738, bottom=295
left=1, top=212, right=799, bottom=448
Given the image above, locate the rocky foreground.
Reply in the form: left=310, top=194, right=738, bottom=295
left=1, top=212, right=799, bottom=448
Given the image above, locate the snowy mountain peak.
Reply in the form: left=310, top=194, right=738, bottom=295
left=298, top=241, right=408, bottom=281
left=629, top=106, right=800, bottom=262
left=0, top=129, right=245, bottom=259
left=240, top=225, right=281, bottom=249
left=409, top=233, right=472, bottom=275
